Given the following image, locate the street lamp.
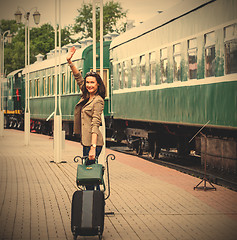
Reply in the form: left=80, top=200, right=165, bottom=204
left=6, top=33, right=13, bottom=44
left=14, top=9, right=22, bottom=24
left=14, top=7, right=40, bottom=145
left=33, top=10, right=41, bottom=25
left=0, top=30, right=13, bottom=137
left=1, top=30, right=13, bottom=78
left=15, top=7, right=41, bottom=25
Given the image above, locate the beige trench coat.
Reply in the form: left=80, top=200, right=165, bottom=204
left=73, top=73, right=104, bottom=146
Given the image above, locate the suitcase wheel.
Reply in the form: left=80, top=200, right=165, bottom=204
left=98, top=226, right=103, bottom=240
left=72, top=226, right=77, bottom=240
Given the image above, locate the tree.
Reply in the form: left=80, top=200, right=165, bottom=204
left=1, top=20, right=73, bottom=75
left=0, top=19, right=24, bottom=75
left=29, top=24, right=72, bottom=63
left=0, top=19, right=20, bottom=35
left=73, top=0, right=127, bottom=41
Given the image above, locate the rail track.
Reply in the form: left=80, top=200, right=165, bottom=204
left=107, top=140, right=237, bottom=192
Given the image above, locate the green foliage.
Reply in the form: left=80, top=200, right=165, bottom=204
left=1, top=19, right=24, bottom=75
left=73, top=0, right=127, bottom=41
left=30, top=24, right=55, bottom=59
left=0, top=19, right=21, bottom=34
left=1, top=20, right=73, bottom=75
left=1, top=0, right=127, bottom=75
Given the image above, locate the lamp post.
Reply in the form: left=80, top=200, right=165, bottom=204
left=0, top=30, right=12, bottom=137
left=92, top=0, right=106, bottom=164
left=14, top=7, right=40, bottom=145
left=53, top=0, right=62, bottom=163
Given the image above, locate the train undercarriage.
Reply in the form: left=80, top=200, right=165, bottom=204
left=4, top=114, right=236, bottom=174
left=109, top=118, right=237, bottom=174
left=4, top=114, right=24, bottom=130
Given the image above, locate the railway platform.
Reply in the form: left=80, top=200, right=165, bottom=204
left=0, top=129, right=236, bottom=240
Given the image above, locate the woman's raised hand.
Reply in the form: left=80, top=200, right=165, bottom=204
left=66, top=46, right=76, bottom=62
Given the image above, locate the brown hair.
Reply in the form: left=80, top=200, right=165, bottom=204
left=81, top=71, right=106, bottom=99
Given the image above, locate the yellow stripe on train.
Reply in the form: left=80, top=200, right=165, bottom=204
left=4, top=110, right=22, bottom=114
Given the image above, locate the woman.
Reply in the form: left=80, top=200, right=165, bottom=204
left=67, top=46, right=105, bottom=162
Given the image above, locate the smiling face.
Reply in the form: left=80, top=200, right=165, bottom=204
left=86, top=76, right=99, bottom=96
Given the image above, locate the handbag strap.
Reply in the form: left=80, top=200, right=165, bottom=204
left=84, top=156, right=98, bottom=165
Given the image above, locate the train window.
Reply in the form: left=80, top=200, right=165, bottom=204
left=149, top=52, right=156, bottom=85
left=95, top=69, right=109, bottom=97
left=75, top=70, right=82, bottom=93
left=38, top=79, right=40, bottom=96
left=48, top=76, right=51, bottom=95
left=29, top=80, right=32, bottom=97
left=38, top=78, right=40, bottom=96
left=205, top=31, right=215, bottom=77
left=224, top=24, right=237, bottom=74
left=123, top=61, right=128, bottom=88
left=102, top=69, right=109, bottom=97
left=43, top=77, right=46, bottom=96
left=118, top=63, right=122, bottom=89
left=110, top=62, right=114, bottom=89
left=160, top=48, right=168, bottom=83
left=140, top=55, right=146, bottom=86
left=8, top=78, right=11, bottom=88
left=75, top=71, right=79, bottom=93
left=173, top=43, right=181, bottom=53
left=173, top=43, right=181, bottom=81
left=188, top=38, right=197, bottom=79
left=131, top=58, right=137, bottom=87
left=53, top=75, right=56, bottom=95
left=34, top=79, right=40, bottom=97
left=62, top=73, right=65, bottom=94
left=70, top=71, right=74, bottom=93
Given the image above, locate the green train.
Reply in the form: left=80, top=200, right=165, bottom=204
left=4, top=39, right=113, bottom=136
left=109, top=0, right=237, bottom=172
left=3, top=0, right=237, bottom=173
left=3, top=68, right=24, bottom=129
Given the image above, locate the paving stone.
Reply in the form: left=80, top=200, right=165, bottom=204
left=0, top=129, right=237, bottom=240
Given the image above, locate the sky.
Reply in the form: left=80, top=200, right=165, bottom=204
left=0, top=0, right=181, bottom=28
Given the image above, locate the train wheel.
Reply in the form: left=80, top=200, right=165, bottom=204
left=4, top=116, right=9, bottom=128
left=135, top=140, right=143, bottom=155
left=9, top=120, right=13, bottom=128
left=13, top=120, right=18, bottom=128
left=150, top=140, right=160, bottom=159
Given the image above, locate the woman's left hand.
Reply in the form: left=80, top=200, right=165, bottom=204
left=88, top=147, right=96, bottom=160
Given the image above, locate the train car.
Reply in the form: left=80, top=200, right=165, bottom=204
left=109, top=0, right=237, bottom=173
left=20, top=39, right=113, bottom=137
left=4, top=69, right=24, bottom=129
